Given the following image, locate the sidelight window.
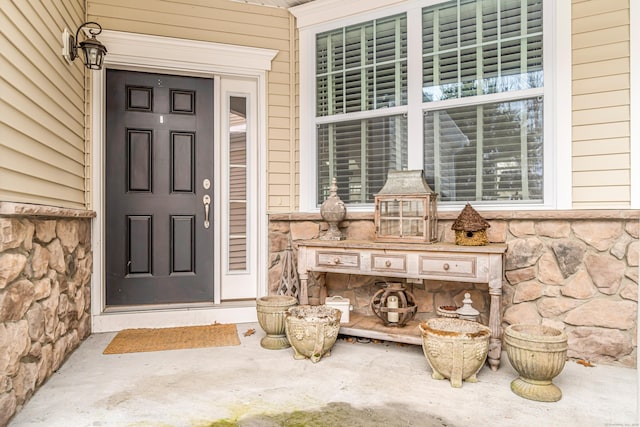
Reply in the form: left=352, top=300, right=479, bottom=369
left=228, top=96, right=248, bottom=271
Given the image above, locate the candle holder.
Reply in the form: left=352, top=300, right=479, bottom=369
left=370, top=282, right=417, bottom=327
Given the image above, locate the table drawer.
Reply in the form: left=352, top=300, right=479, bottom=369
left=419, top=255, right=477, bottom=278
left=371, top=254, right=407, bottom=273
left=316, top=251, right=360, bottom=269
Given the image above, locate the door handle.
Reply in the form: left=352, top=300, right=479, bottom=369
left=203, top=195, right=211, bottom=229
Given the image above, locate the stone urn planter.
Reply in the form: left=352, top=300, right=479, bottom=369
left=419, top=318, right=491, bottom=388
left=256, top=295, right=298, bottom=350
left=284, top=305, right=341, bottom=363
left=504, top=324, right=568, bottom=402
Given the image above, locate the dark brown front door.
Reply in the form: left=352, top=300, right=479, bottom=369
left=105, top=69, right=214, bottom=306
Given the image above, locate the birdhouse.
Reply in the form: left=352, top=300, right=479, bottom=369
left=451, top=203, right=490, bottom=246
left=374, top=170, right=438, bottom=243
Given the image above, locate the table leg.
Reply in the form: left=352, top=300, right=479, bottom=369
left=487, top=289, right=502, bottom=370
left=487, top=252, right=504, bottom=370
left=296, top=245, right=308, bottom=304
left=299, top=273, right=309, bottom=305
left=319, top=272, right=327, bottom=304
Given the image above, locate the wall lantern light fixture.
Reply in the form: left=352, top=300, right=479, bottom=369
left=62, top=22, right=107, bottom=70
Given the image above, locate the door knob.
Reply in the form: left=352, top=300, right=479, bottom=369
left=203, top=195, right=211, bottom=229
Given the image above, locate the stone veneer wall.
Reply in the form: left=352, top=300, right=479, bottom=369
left=269, top=211, right=639, bottom=368
left=0, top=203, right=94, bottom=426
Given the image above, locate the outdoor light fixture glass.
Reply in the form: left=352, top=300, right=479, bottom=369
left=63, top=22, right=107, bottom=70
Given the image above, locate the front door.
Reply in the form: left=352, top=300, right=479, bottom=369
left=105, top=70, right=214, bottom=306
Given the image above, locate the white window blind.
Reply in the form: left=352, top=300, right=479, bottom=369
left=317, top=115, right=407, bottom=204
left=422, top=0, right=544, bottom=203
left=424, top=98, right=543, bottom=202
left=315, top=13, right=408, bottom=204
left=422, top=0, right=543, bottom=101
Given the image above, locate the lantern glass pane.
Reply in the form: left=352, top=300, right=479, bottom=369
left=402, top=199, right=423, bottom=217
left=380, top=218, right=400, bottom=235
left=379, top=200, right=400, bottom=217
left=403, top=218, right=423, bottom=237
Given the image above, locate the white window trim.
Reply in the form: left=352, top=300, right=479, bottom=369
left=90, top=30, right=276, bottom=332
left=293, top=0, right=571, bottom=212
left=631, top=1, right=640, bottom=209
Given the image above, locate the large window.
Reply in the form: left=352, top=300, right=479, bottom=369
left=309, top=0, right=547, bottom=207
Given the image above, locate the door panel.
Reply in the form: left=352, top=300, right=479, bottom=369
left=106, top=69, right=214, bottom=306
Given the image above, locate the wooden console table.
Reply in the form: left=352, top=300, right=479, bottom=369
left=296, top=239, right=507, bottom=370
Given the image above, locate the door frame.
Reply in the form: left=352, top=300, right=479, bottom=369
left=90, top=30, right=277, bottom=332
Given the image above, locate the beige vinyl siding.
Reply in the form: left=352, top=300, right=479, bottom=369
left=572, top=0, right=631, bottom=208
left=88, top=0, right=297, bottom=212
left=1, top=0, right=87, bottom=209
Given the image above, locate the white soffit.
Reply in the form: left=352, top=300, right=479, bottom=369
left=231, top=0, right=315, bottom=7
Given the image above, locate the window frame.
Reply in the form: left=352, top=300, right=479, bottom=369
left=294, top=0, right=571, bottom=212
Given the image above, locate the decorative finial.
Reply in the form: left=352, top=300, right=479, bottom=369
left=320, top=177, right=346, bottom=240
left=456, top=292, right=480, bottom=321
left=329, top=177, right=338, bottom=197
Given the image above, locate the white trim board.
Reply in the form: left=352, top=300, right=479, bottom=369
left=90, top=30, right=274, bottom=332
left=99, top=30, right=277, bottom=74
left=290, top=0, right=405, bottom=29
left=629, top=2, right=640, bottom=420
left=630, top=2, right=639, bottom=209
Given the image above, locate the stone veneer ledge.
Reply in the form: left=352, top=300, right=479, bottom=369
left=268, top=210, right=639, bottom=370
left=0, top=205, right=93, bottom=425
left=0, top=202, right=96, bottom=218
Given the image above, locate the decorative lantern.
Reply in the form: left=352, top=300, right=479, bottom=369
left=374, top=170, right=437, bottom=243
left=451, top=203, right=490, bottom=246
left=62, top=22, right=108, bottom=70
left=370, top=282, right=417, bottom=327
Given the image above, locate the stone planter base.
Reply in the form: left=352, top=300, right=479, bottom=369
left=504, top=324, right=568, bottom=402
left=285, top=305, right=341, bottom=363
left=419, top=318, right=491, bottom=388
left=256, top=295, right=298, bottom=350
left=510, top=377, right=563, bottom=402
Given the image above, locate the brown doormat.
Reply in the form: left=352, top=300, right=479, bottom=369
left=103, top=323, right=241, bottom=354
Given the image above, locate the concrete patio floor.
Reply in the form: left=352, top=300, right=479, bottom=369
left=9, top=322, right=639, bottom=427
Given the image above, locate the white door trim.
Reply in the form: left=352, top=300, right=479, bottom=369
left=90, top=30, right=275, bottom=332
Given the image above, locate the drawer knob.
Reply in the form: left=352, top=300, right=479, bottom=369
left=443, top=263, right=450, bottom=271
left=385, top=260, right=392, bottom=267
left=334, top=257, right=341, bottom=264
